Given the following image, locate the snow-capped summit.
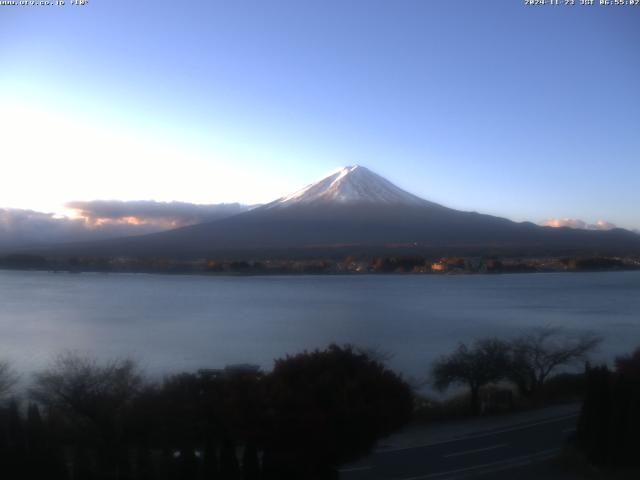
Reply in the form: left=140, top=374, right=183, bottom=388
left=267, top=165, right=431, bottom=208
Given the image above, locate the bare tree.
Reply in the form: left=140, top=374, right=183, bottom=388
left=356, top=345, right=395, bottom=365
left=30, top=352, right=144, bottom=476
left=432, top=338, right=511, bottom=415
left=507, top=327, right=602, bottom=397
left=30, top=352, right=143, bottom=432
left=0, top=360, right=18, bottom=399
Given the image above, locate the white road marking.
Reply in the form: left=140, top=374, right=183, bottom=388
left=397, top=448, right=560, bottom=480
left=338, top=465, right=372, bottom=473
left=443, top=443, right=508, bottom=458
left=379, top=413, right=578, bottom=453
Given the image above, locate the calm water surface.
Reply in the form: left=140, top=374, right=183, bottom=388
left=1, top=270, right=639, bottom=383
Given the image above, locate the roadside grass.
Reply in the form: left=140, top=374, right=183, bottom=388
left=412, top=372, right=585, bottom=424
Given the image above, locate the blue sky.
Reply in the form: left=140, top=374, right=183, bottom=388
left=1, top=0, right=639, bottom=229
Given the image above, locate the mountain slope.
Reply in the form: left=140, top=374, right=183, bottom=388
left=33, top=166, right=640, bottom=259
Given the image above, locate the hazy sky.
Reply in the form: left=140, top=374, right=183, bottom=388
left=1, top=0, right=639, bottom=229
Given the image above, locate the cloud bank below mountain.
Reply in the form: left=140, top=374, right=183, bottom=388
left=65, top=200, right=252, bottom=229
left=0, top=201, right=252, bottom=250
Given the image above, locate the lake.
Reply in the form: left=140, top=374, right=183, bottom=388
left=1, top=270, right=639, bottom=386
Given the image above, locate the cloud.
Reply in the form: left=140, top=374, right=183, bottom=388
left=65, top=200, right=252, bottom=229
left=591, top=220, right=618, bottom=231
left=0, top=209, right=90, bottom=248
left=541, top=218, right=618, bottom=231
left=0, top=201, right=252, bottom=250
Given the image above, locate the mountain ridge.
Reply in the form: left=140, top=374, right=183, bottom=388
left=16, top=166, right=640, bottom=259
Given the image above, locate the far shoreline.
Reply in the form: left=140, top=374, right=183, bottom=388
left=1, top=253, right=639, bottom=278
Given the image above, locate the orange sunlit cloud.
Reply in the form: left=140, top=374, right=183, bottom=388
left=541, top=218, right=617, bottom=231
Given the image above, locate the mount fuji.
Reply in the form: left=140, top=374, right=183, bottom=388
left=266, top=165, right=432, bottom=208
left=38, top=166, right=640, bottom=259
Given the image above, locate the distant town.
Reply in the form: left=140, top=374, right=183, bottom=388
left=1, top=253, right=639, bottom=275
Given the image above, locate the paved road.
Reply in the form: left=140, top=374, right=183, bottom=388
left=340, top=413, right=578, bottom=480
